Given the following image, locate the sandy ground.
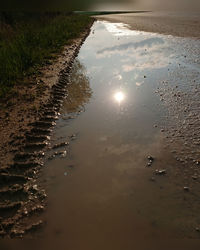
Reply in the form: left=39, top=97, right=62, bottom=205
left=96, top=11, right=200, bottom=38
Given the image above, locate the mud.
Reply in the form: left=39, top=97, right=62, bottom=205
left=0, top=20, right=94, bottom=238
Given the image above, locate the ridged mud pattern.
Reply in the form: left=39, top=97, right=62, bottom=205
left=0, top=25, right=93, bottom=238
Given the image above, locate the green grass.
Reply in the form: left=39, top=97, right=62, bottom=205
left=0, top=12, right=92, bottom=98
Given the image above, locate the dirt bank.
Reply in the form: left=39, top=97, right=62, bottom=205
left=0, top=20, right=93, bottom=238
left=96, top=11, right=200, bottom=38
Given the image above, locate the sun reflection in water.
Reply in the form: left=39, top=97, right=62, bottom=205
left=114, top=91, right=125, bottom=104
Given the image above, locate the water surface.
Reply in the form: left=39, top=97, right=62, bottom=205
left=40, top=21, right=200, bottom=247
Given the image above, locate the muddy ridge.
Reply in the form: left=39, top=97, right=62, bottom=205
left=0, top=21, right=94, bottom=238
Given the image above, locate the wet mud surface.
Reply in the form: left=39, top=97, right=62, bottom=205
left=0, top=24, right=93, bottom=238
left=1, top=19, right=200, bottom=248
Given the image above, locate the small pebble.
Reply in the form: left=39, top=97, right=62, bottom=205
left=155, top=169, right=166, bottom=175
left=183, top=187, right=190, bottom=191
left=192, top=176, right=198, bottom=180
left=147, top=156, right=154, bottom=161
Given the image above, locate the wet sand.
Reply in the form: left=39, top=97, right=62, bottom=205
left=96, top=11, right=200, bottom=38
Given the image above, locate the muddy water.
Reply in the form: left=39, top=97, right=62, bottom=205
left=39, top=21, right=200, bottom=247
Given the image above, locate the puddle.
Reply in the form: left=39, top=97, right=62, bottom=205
left=39, top=21, right=200, bottom=246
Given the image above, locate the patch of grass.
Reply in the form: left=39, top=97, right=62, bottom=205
left=0, top=12, right=92, bottom=98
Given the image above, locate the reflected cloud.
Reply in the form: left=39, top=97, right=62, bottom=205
left=122, top=50, right=169, bottom=70
left=97, top=37, right=165, bottom=55
left=123, top=64, right=135, bottom=72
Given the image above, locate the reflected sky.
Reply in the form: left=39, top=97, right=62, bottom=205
left=78, top=21, right=173, bottom=121
left=103, top=22, right=145, bottom=36
left=43, top=20, right=200, bottom=243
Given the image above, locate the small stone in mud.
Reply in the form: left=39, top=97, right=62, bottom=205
left=192, top=176, right=198, bottom=180
left=64, top=172, right=68, bottom=176
left=32, top=184, right=39, bottom=191
left=155, top=169, right=166, bottom=175
left=61, top=151, right=67, bottom=157
left=195, top=227, right=200, bottom=232
left=147, top=162, right=152, bottom=167
left=183, top=187, right=190, bottom=191
left=147, top=156, right=154, bottom=161
left=150, top=177, right=155, bottom=182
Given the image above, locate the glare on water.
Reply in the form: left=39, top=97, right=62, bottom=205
left=114, top=91, right=125, bottom=104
